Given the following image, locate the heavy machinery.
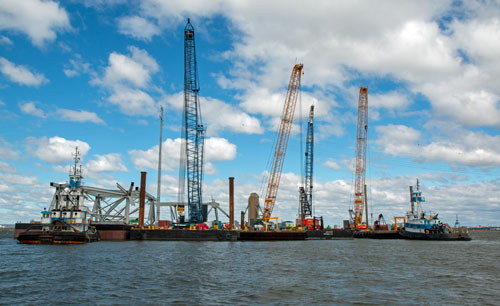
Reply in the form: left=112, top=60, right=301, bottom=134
left=373, top=213, right=388, bottom=230
left=262, top=64, right=303, bottom=223
left=352, top=87, right=368, bottom=230
left=299, top=105, right=314, bottom=222
left=183, top=18, right=206, bottom=224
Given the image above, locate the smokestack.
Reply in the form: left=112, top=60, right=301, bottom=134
left=229, top=177, right=234, bottom=229
left=241, top=211, right=245, bottom=230
left=139, top=171, right=146, bottom=228
left=410, top=186, right=414, bottom=214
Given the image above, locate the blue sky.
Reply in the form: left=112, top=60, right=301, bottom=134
left=0, top=0, right=499, bottom=226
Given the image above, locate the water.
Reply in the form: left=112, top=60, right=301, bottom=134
left=1, top=229, right=499, bottom=305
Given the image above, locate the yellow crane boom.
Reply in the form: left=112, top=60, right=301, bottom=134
left=262, top=64, right=303, bottom=222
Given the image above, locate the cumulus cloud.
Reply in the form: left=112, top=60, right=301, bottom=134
left=129, top=137, right=236, bottom=173
left=92, top=46, right=160, bottom=116
left=0, top=0, right=70, bottom=46
left=125, top=0, right=500, bottom=131
left=162, top=92, right=263, bottom=135
left=19, top=102, right=46, bottom=118
left=0, top=138, right=19, bottom=160
left=94, top=46, right=159, bottom=89
left=323, top=158, right=341, bottom=171
left=19, top=102, right=104, bottom=125
left=118, top=16, right=160, bottom=41
left=0, top=57, right=48, bottom=86
left=0, top=35, right=12, bottom=45
left=63, top=55, right=91, bottom=78
left=375, top=124, right=500, bottom=169
left=26, top=136, right=91, bottom=164
left=107, top=86, right=157, bottom=116
left=86, top=153, right=127, bottom=172
left=56, top=109, right=105, bottom=124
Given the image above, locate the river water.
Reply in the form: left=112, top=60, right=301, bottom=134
left=1, top=229, right=499, bottom=305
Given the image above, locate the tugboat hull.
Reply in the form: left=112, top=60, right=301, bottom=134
left=400, top=231, right=471, bottom=241
left=17, top=230, right=99, bottom=244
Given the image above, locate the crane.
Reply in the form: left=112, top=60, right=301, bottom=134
left=184, top=18, right=205, bottom=224
left=299, top=105, right=314, bottom=221
left=262, top=63, right=303, bottom=223
left=353, top=87, right=368, bottom=229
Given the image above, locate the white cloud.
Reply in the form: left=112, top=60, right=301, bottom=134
left=19, top=102, right=46, bottom=118
left=0, top=0, right=70, bottom=46
left=92, top=46, right=160, bottom=116
left=127, top=1, right=500, bottom=130
left=0, top=35, right=12, bottom=45
left=162, top=92, right=263, bottom=135
left=118, top=16, right=160, bottom=41
left=323, top=158, right=341, bottom=171
left=129, top=136, right=236, bottom=172
left=63, top=55, right=91, bottom=78
left=0, top=138, right=19, bottom=160
left=129, top=138, right=182, bottom=171
left=56, top=109, right=104, bottom=124
left=205, top=137, right=237, bottom=162
left=107, top=86, right=157, bottom=116
left=0, top=57, right=48, bottom=86
left=27, top=136, right=91, bottom=164
left=86, top=153, right=127, bottom=172
left=79, top=0, right=126, bottom=9
left=0, top=173, right=39, bottom=185
left=0, top=160, right=16, bottom=173
left=375, top=124, right=500, bottom=169
left=94, top=46, right=158, bottom=89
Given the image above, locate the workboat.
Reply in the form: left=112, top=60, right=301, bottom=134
left=400, top=179, right=471, bottom=241
left=17, top=148, right=99, bottom=244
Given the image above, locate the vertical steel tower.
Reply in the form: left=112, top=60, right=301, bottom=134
left=301, top=105, right=314, bottom=219
left=184, top=18, right=205, bottom=224
left=353, top=87, right=368, bottom=228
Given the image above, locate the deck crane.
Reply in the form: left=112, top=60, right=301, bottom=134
left=299, top=105, right=314, bottom=221
left=353, top=87, right=368, bottom=230
left=183, top=18, right=205, bottom=224
left=262, top=64, right=303, bottom=223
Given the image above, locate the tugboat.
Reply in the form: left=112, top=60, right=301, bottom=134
left=17, top=148, right=99, bottom=244
left=400, top=179, right=471, bottom=241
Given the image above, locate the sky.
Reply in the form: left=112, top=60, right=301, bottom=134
left=0, top=0, right=499, bottom=226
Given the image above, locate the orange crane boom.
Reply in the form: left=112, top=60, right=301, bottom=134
left=262, top=64, right=303, bottom=222
left=354, top=87, right=368, bottom=228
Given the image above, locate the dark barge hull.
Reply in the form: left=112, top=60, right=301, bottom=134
left=17, top=230, right=99, bottom=244
left=130, top=229, right=239, bottom=241
left=400, top=231, right=471, bottom=241
left=93, top=223, right=133, bottom=241
left=239, top=230, right=307, bottom=241
left=353, top=230, right=401, bottom=239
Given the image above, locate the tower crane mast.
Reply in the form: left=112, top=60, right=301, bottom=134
left=184, top=19, right=205, bottom=224
left=353, top=87, right=368, bottom=229
left=262, top=64, right=303, bottom=223
left=300, top=105, right=314, bottom=220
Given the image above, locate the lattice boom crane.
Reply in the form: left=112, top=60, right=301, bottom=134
left=353, top=87, right=368, bottom=228
left=184, top=19, right=205, bottom=224
left=262, top=64, right=303, bottom=222
left=300, top=105, right=314, bottom=220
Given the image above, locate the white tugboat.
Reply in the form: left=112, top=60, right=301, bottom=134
left=17, top=148, right=99, bottom=244
left=400, top=179, right=470, bottom=241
